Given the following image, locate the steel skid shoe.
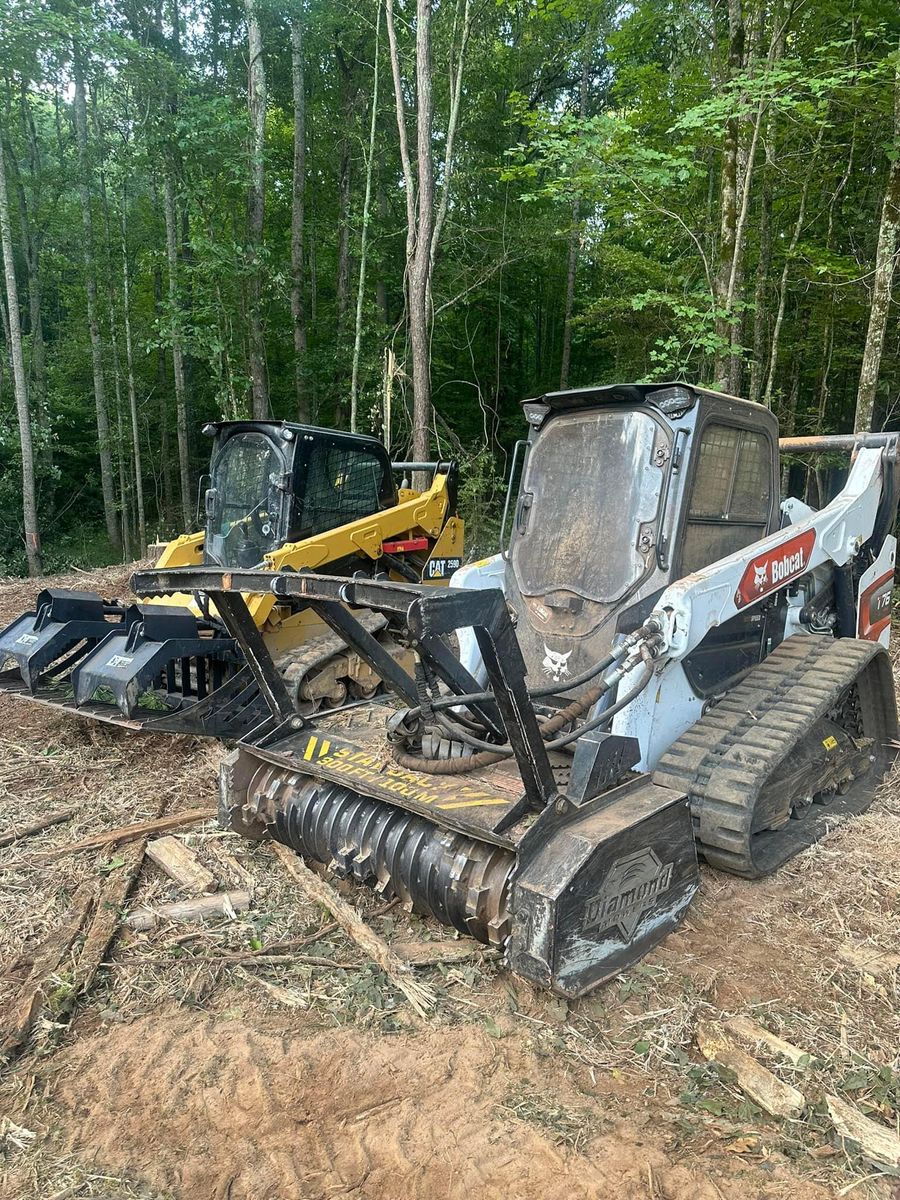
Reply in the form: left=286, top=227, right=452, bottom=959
left=71, top=603, right=239, bottom=719
left=0, top=589, right=126, bottom=691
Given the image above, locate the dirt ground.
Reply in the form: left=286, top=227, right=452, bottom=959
left=0, top=564, right=898, bottom=1200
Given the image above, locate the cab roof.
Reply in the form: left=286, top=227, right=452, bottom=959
left=521, top=382, right=766, bottom=429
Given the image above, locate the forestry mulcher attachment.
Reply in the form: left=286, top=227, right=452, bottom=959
left=133, top=383, right=899, bottom=995
left=0, top=421, right=462, bottom=737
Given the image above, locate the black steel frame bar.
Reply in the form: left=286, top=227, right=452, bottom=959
left=310, top=598, right=420, bottom=708
left=210, top=591, right=295, bottom=722
left=131, top=566, right=558, bottom=811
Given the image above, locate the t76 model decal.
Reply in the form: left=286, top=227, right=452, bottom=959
left=734, top=529, right=816, bottom=609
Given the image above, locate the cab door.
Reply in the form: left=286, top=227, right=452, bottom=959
left=676, top=410, right=780, bottom=696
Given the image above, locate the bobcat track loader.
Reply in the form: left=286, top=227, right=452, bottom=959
left=133, top=384, right=899, bottom=995
left=0, top=421, right=463, bottom=738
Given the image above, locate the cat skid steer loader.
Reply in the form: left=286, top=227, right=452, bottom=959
left=0, top=421, right=462, bottom=738
left=133, top=384, right=899, bottom=995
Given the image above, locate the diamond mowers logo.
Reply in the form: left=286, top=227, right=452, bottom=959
left=583, top=848, right=674, bottom=939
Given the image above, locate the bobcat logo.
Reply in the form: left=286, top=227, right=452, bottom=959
left=542, top=644, right=572, bottom=682
left=754, top=563, right=768, bottom=592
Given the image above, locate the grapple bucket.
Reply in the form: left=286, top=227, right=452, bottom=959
left=71, top=604, right=239, bottom=719
left=0, top=589, right=124, bottom=690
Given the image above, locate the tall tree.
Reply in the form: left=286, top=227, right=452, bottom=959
left=245, top=0, right=268, bottom=418
left=0, top=136, right=42, bottom=575
left=350, top=3, right=382, bottom=432
left=854, top=52, right=900, bottom=433
left=163, top=169, right=192, bottom=526
left=290, top=9, right=309, bottom=421
left=72, top=38, right=121, bottom=551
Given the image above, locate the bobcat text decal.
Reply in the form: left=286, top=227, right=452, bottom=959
left=734, top=529, right=816, bottom=609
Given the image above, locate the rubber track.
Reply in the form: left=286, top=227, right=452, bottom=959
left=652, top=635, right=897, bottom=878
left=276, top=611, right=389, bottom=703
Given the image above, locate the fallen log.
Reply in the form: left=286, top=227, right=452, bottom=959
left=826, top=1093, right=900, bottom=1170
left=71, top=841, right=148, bottom=997
left=390, top=939, right=489, bottom=966
left=38, top=808, right=215, bottom=862
left=696, top=1021, right=806, bottom=1120
left=147, top=835, right=217, bottom=894
left=269, top=841, right=436, bottom=1019
left=0, top=808, right=76, bottom=849
left=126, top=890, right=251, bottom=931
left=725, top=1015, right=810, bottom=1067
left=0, top=881, right=96, bottom=1057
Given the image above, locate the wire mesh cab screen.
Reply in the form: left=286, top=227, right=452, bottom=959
left=299, top=443, right=387, bottom=537
left=206, top=432, right=287, bottom=568
left=511, top=408, right=666, bottom=603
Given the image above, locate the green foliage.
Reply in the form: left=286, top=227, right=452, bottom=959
left=0, top=0, right=898, bottom=575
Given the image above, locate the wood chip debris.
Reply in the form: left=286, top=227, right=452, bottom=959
left=269, top=841, right=436, bottom=1018
left=147, top=835, right=218, bottom=894
left=38, top=808, right=216, bottom=861
left=837, top=942, right=900, bottom=980
left=0, top=807, right=76, bottom=848
left=126, top=890, right=251, bottom=931
left=0, top=880, right=96, bottom=1058
left=826, top=1093, right=900, bottom=1170
left=696, top=1021, right=806, bottom=1119
left=725, top=1014, right=811, bottom=1067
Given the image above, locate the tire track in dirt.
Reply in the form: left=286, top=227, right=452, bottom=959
left=51, top=1012, right=829, bottom=1200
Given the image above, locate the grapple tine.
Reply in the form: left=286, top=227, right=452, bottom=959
left=0, top=589, right=124, bottom=691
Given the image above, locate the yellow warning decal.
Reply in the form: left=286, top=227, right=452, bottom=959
left=822, top=735, right=838, bottom=751
left=303, top=735, right=332, bottom=760
left=298, top=736, right=510, bottom=808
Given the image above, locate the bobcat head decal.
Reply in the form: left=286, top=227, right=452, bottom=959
left=754, top=562, right=768, bottom=592
left=542, top=644, right=572, bottom=683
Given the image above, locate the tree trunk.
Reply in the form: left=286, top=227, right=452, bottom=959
left=290, top=12, right=309, bottom=421
left=560, top=46, right=588, bottom=391
left=245, top=0, right=268, bottom=419
left=0, top=138, right=42, bottom=575
left=121, top=192, right=146, bottom=555
left=152, top=249, right=173, bottom=523
left=350, top=3, right=382, bottom=433
left=16, top=91, right=51, bottom=483
left=748, top=131, right=772, bottom=405
left=409, top=0, right=435, bottom=470
left=72, top=41, right=121, bottom=551
left=163, top=169, right=192, bottom=526
left=712, top=0, right=744, bottom=392
left=854, top=55, right=900, bottom=432
left=762, top=119, right=826, bottom=409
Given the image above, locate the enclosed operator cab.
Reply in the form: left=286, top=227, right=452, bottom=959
left=502, top=383, right=781, bottom=700
left=202, top=422, right=397, bottom=570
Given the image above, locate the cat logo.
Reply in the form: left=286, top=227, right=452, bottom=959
left=754, top=563, right=768, bottom=591
left=541, top=644, right=572, bottom=682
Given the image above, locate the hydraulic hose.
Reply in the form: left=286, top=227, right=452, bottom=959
left=393, top=652, right=655, bottom=775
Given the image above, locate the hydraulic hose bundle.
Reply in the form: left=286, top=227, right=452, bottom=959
left=392, top=622, right=662, bottom=775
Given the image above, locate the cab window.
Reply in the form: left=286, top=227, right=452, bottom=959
left=681, top=425, right=772, bottom=573
left=301, top=445, right=386, bottom=537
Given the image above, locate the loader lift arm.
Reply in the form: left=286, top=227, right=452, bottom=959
left=648, top=437, right=899, bottom=664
